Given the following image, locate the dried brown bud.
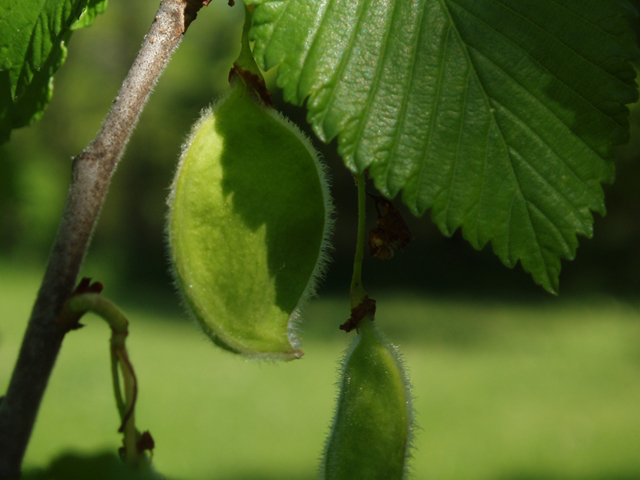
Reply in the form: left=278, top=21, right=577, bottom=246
left=228, top=63, right=274, bottom=108
left=340, top=296, right=377, bottom=333
left=366, top=193, right=412, bottom=259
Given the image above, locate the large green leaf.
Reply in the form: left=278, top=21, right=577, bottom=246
left=0, top=0, right=108, bottom=144
left=246, top=0, right=640, bottom=293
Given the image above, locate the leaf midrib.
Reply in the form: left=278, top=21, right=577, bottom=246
left=349, top=0, right=401, bottom=175
left=441, top=0, right=557, bottom=283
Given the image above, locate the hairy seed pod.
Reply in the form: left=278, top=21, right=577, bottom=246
left=167, top=81, right=332, bottom=360
left=322, top=320, right=413, bottom=479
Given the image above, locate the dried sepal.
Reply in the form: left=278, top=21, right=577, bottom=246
left=367, top=193, right=412, bottom=260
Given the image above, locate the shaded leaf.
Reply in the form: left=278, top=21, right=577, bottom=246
left=247, top=0, right=640, bottom=293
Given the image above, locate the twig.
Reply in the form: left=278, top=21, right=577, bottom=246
left=0, top=1, right=209, bottom=477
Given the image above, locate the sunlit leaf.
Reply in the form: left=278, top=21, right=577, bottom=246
left=0, top=0, right=108, bottom=143
left=247, top=0, right=640, bottom=293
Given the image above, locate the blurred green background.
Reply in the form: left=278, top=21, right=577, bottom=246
left=1, top=1, right=640, bottom=479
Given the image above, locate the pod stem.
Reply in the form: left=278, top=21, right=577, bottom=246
left=341, top=172, right=377, bottom=332
left=235, top=3, right=261, bottom=78
left=228, top=4, right=273, bottom=107
left=350, top=172, right=369, bottom=310
left=340, top=173, right=376, bottom=333
left=64, top=292, right=151, bottom=468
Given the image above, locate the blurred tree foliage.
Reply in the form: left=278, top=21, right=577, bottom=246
left=0, top=0, right=244, bottom=296
left=1, top=0, right=640, bottom=303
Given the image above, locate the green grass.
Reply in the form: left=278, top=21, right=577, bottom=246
left=1, top=265, right=639, bottom=480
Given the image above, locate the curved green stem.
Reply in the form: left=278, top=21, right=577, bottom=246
left=111, top=348, right=126, bottom=421
left=350, top=172, right=368, bottom=310
left=116, top=349, right=139, bottom=465
left=67, top=293, right=129, bottom=335
left=66, top=293, right=145, bottom=467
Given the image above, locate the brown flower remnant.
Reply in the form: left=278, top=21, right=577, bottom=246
left=228, top=63, right=274, bottom=108
left=367, top=193, right=412, bottom=259
left=340, top=296, right=377, bottom=333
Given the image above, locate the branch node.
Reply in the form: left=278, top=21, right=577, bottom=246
left=340, top=296, right=377, bottom=333
left=56, top=278, right=104, bottom=331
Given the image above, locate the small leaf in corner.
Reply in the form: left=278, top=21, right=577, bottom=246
left=0, top=0, right=108, bottom=144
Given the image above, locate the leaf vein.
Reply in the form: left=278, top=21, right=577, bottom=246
left=471, top=47, right=605, bottom=198
left=466, top=127, right=490, bottom=247
left=523, top=199, right=554, bottom=286
left=441, top=67, right=472, bottom=232
left=313, top=0, right=367, bottom=134
left=260, top=0, right=292, bottom=65
left=414, top=18, right=453, bottom=204
left=507, top=139, right=588, bottom=238
left=378, top=1, right=427, bottom=193
left=350, top=0, right=399, bottom=173
left=447, top=0, right=626, bottom=112
left=526, top=198, right=572, bottom=256
left=545, top=0, right=627, bottom=43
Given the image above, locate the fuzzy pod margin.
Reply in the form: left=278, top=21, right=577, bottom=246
left=167, top=80, right=333, bottom=360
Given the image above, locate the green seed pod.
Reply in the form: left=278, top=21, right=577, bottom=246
left=167, top=81, right=332, bottom=360
left=322, top=320, right=413, bottom=480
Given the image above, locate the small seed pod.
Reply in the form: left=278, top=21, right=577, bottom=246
left=167, top=81, right=332, bottom=360
left=322, top=320, right=413, bottom=480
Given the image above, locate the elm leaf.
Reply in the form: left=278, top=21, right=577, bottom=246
left=246, top=0, right=640, bottom=293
